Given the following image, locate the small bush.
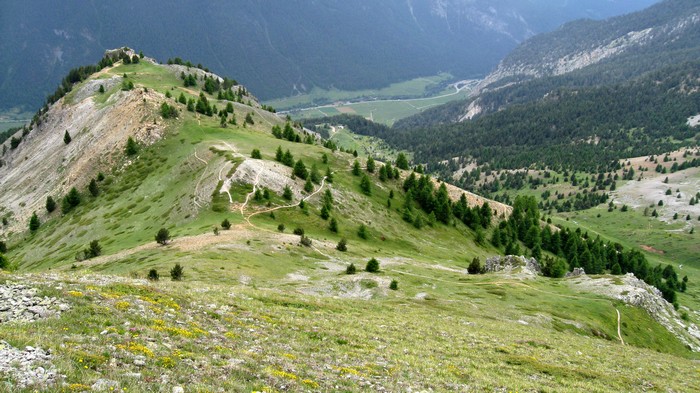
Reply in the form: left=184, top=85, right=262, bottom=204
left=389, top=280, right=398, bottom=290
left=277, top=223, right=285, bottom=232
left=147, top=269, right=159, bottom=281
left=293, top=227, right=304, bottom=236
left=365, top=258, right=379, bottom=273
left=346, top=263, right=356, bottom=275
left=221, top=218, right=231, bottom=230
left=336, top=238, right=347, bottom=252
left=155, top=228, right=170, bottom=245
left=170, top=263, right=184, bottom=281
left=251, top=149, right=262, bottom=159
left=300, top=235, right=312, bottom=247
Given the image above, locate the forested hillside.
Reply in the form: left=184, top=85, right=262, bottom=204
left=365, top=62, right=700, bottom=171
left=0, top=0, right=657, bottom=112
left=394, top=0, right=700, bottom=129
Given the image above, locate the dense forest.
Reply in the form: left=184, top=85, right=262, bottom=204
left=379, top=61, right=700, bottom=172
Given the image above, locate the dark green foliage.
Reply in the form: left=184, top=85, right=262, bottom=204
left=125, top=137, right=138, bottom=156
left=320, top=204, right=330, bottom=220
left=365, top=258, right=380, bottom=273
left=63, top=130, right=72, bottom=144
left=0, top=253, right=8, bottom=270
left=299, top=235, right=312, bottom=247
left=336, top=238, right=347, bottom=252
left=84, top=240, right=102, bottom=259
left=221, top=219, right=231, bottom=230
left=329, top=217, right=338, bottom=233
left=346, top=263, right=356, bottom=275
left=148, top=269, right=160, bottom=281
left=467, top=257, right=482, bottom=274
left=177, top=93, right=187, bottom=105
left=0, top=241, right=6, bottom=253
left=121, top=79, right=134, bottom=91
left=304, top=178, right=313, bottom=193
left=160, top=102, right=178, bottom=119
left=88, top=178, right=99, bottom=197
left=98, top=84, right=105, bottom=93
left=542, top=256, right=567, bottom=278
left=29, top=212, right=40, bottom=232
left=282, top=150, right=295, bottom=167
left=46, top=196, right=56, bottom=213
left=310, top=164, right=321, bottom=184
left=325, top=167, right=334, bottom=183
left=170, top=263, right=184, bottom=281
left=352, top=160, right=361, bottom=176
left=293, top=227, right=305, bottom=236
left=293, top=160, right=308, bottom=180
left=245, top=113, right=254, bottom=125
left=10, top=136, right=21, bottom=149
left=395, top=153, right=409, bottom=170
left=251, top=149, right=262, bottom=159
left=155, top=228, right=170, bottom=245
left=357, top=224, right=368, bottom=240
left=359, top=174, right=372, bottom=195
left=275, top=146, right=284, bottom=162
left=187, top=98, right=195, bottom=112
left=282, top=186, right=293, bottom=201
left=366, top=157, right=375, bottom=173
left=389, top=280, right=399, bottom=290
left=277, top=223, right=285, bottom=232
left=61, top=187, right=81, bottom=214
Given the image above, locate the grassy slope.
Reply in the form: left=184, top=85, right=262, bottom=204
left=2, top=61, right=699, bottom=391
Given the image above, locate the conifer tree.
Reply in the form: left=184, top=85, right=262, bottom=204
left=29, top=212, right=40, bottom=232
left=63, top=130, right=72, bottom=145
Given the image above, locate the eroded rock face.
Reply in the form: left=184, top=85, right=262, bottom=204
left=566, top=267, right=585, bottom=277
left=485, top=255, right=541, bottom=276
left=0, top=283, right=70, bottom=323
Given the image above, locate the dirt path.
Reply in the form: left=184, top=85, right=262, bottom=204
left=616, top=308, right=625, bottom=345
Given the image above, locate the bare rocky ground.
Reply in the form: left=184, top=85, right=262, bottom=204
left=0, top=72, right=167, bottom=235
left=612, top=166, right=700, bottom=224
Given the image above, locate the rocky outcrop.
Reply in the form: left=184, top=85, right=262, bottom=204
left=485, top=255, right=541, bottom=276
left=568, top=273, right=700, bottom=352
left=0, top=341, right=62, bottom=388
left=566, top=267, right=585, bottom=277
left=0, top=283, right=70, bottom=323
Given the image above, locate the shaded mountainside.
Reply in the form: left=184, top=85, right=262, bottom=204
left=383, top=61, right=700, bottom=171
left=0, top=0, right=658, bottom=112
left=394, top=0, right=700, bottom=129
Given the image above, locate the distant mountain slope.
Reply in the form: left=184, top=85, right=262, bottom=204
left=0, top=0, right=657, bottom=112
left=376, top=61, right=700, bottom=171
left=394, top=0, right=699, bottom=128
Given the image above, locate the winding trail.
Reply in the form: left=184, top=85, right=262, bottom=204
left=616, top=308, right=625, bottom=345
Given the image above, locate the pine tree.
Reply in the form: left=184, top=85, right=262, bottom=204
left=346, top=263, right=356, bottom=274
left=170, top=263, right=184, bottom=281
left=304, top=177, right=313, bottom=192
left=63, top=130, right=72, bottom=145
left=221, top=219, right=231, bottom=230
left=294, top=160, right=308, bottom=180
left=352, top=160, right=361, bottom=176
left=88, top=179, right=99, bottom=197
left=251, top=149, right=262, bottom=159
left=366, top=157, right=375, bottom=173
left=98, top=84, right=105, bottom=93
left=275, top=146, right=284, bottom=162
left=360, top=174, right=372, bottom=196
left=155, top=228, right=171, bottom=245
left=336, top=238, right=347, bottom=252
left=46, top=196, right=56, bottom=213
left=467, top=257, right=482, bottom=274
left=329, top=217, right=338, bottom=233
left=389, top=280, right=398, bottom=290
left=365, top=258, right=380, bottom=273
left=125, top=137, right=138, bottom=156
left=396, top=153, right=409, bottom=170
left=29, top=212, right=40, bottom=232
left=282, top=185, right=293, bottom=200
left=357, top=224, right=368, bottom=239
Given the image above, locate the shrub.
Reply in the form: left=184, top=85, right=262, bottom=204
left=282, top=186, right=293, bottom=201
left=84, top=240, right=102, bottom=259
left=147, top=269, right=159, bottom=281
left=29, top=212, right=40, bottom=232
left=293, top=227, right=305, bottom=236
left=221, top=219, right=231, bottom=230
left=329, top=218, right=338, bottom=233
left=277, top=223, right=285, bottom=232
left=336, top=238, right=347, bottom=252
left=467, top=257, right=482, bottom=274
left=125, top=137, right=138, bottom=156
left=0, top=253, right=8, bottom=270
left=251, top=149, right=262, bottom=159
left=0, top=241, right=6, bottom=253
left=365, top=258, right=379, bottom=273
left=389, top=280, right=398, bottom=290
left=170, top=263, right=184, bottom=281
left=346, top=263, right=356, bottom=275
left=300, top=235, right=312, bottom=247
left=155, top=228, right=170, bottom=245
left=357, top=224, right=368, bottom=240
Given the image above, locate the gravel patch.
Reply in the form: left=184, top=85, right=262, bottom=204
left=0, top=341, right=63, bottom=389
left=0, top=283, right=70, bottom=323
